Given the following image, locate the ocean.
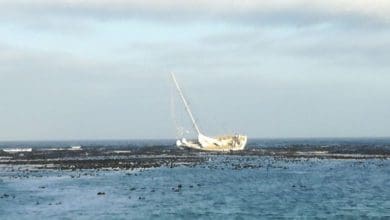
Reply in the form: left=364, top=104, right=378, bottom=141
left=1, top=138, right=389, bottom=219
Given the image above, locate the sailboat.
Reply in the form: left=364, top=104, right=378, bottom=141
left=170, top=73, right=247, bottom=152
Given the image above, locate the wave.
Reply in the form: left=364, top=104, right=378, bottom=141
left=1, top=148, right=32, bottom=153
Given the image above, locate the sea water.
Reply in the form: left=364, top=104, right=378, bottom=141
left=1, top=139, right=389, bottom=219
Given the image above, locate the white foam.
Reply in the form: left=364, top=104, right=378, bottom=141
left=113, top=150, right=132, bottom=154
left=2, top=148, right=32, bottom=153
left=69, top=146, right=82, bottom=150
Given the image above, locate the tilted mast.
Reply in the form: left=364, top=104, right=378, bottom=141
left=170, top=73, right=201, bottom=135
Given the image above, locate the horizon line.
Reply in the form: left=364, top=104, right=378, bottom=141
left=1, top=136, right=390, bottom=142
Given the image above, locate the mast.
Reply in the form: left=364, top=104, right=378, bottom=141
left=170, top=73, right=201, bottom=135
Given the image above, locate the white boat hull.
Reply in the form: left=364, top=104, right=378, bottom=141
left=176, top=134, right=247, bottom=152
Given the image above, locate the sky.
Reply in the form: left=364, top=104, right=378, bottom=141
left=0, top=0, right=389, bottom=140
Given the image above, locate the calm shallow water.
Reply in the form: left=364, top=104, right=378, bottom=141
left=1, top=156, right=389, bottom=219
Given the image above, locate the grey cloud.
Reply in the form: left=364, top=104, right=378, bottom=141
left=198, top=25, right=390, bottom=68
left=0, top=44, right=153, bottom=81
left=1, top=1, right=390, bottom=30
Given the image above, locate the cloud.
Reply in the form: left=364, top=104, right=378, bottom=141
left=1, top=0, right=390, bottom=28
left=0, top=43, right=159, bottom=84
left=199, top=21, right=390, bottom=68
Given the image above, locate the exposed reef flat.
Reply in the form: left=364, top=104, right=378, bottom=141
left=1, top=145, right=389, bottom=170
